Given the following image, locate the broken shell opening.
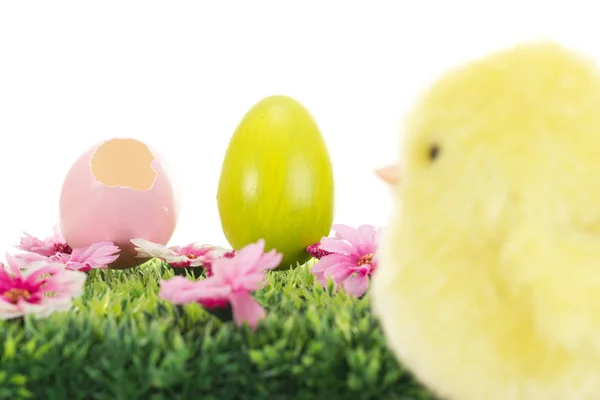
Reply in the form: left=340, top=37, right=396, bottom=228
left=90, top=138, right=157, bottom=191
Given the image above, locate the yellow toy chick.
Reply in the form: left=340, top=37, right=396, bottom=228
left=372, top=41, right=600, bottom=400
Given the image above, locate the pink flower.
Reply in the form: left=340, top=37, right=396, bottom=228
left=14, top=241, right=120, bottom=272
left=158, top=276, right=230, bottom=307
left=159, top=239, right=282, bottom=329
left=16, top=225, right=72, bottom=257
left=0, top=252, right=86, bottom=320
left=310, top=224, right=381, bottom=297
left=53, top=242, right=120, bottom=272
left=131, top=238, right=235, bottom=276
left=14, top=225, right=119, bottom=271
left=306, top=243, right=332, bottom=259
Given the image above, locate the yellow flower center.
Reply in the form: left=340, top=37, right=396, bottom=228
left=4, top=288, right=31, bottom=304
left=357, top=254, right=374, bottom=266
left=186, top=254, right=199, bottom=260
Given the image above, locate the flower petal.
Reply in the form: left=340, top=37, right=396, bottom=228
left=196, top=240, right=279, bottom=296
left=0, top=304, right=25, bottom=320
left=318, top=238, right=354, bottom=256
left=67, top=242, right=120, bottom=270
left=184, top=244, right=232, bottom=267
left=313, top=270, right=328, bottom=287
left=234, top=271, right=269, bottom=292
left=130, top=238, right=182, bottom=261
left=176, top=243, right=210, bottom=258
left=356, top=224, right=378, bottom=252
left=325, top=262, right=354, bottom=283
left=52, top=224, right=64, bottom=240
left=4, top=253, right=24, bottom=277
left=0, top=262, right=85, bottom=320
left=370, top=254, right=379, bottom=274
left=41, top=296, right=74, bottom=314
left=23, top=264, right=63, bottom=283
left=234, top=240, right=266, bottom=275
left=15, top=232, right=54, bottom=257
left=186, top=259, right=206, bottom=268
left=252, top=250, right=283, bottom=272
left=159, top=277, right=230, bottom=305
left=310, top=254, right=348, bottom=274
left=208, top=256, right=238, bottom=284
left=158, top=276, right=202, bottom=303
left=13, top=253, right=49, bottom=267
left=0, top=267, right=15, bottom=292
left=228, top=291, right=266, bottom=330
left=331, top=224, right=362, bottom=247
left=0, top=299, right=39, bottom=320
left=41, top=268, right=87, bottom=298
left=206, top=246, right=235, bottom=260
left=342, top=273, right=370, bottom=297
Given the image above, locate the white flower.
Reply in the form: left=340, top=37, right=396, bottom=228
left=130, top=238, right=234, bottom=268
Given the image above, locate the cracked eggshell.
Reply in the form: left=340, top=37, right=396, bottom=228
left=59, top=138, right=179, bottom=269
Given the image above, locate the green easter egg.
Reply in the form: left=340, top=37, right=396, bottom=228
left=217, top=95, right=335, bottom=269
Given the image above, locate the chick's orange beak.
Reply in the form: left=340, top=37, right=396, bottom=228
left=375, top=164, right=401, bottom=186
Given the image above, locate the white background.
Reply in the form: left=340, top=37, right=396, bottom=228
left=0, top=1, right=597, bottom=257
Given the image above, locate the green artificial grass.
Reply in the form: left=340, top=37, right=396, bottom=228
left=0, top=260, right=435, bottom=400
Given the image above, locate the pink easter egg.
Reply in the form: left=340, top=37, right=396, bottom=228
left=59, top=138, right=179, bottom=269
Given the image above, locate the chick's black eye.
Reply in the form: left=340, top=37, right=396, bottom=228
left=428, top=144, right=440, bottom=161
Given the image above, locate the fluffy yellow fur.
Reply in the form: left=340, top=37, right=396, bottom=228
left=371, top=41, right=600, bottom=400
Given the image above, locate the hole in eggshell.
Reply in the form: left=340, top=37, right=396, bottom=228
left=90, top=138, right=157, bottom=191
